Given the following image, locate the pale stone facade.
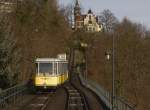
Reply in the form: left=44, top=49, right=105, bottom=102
left=83, top=10, right=102, bottom=32
left=74, top=0, right=102, bottom=32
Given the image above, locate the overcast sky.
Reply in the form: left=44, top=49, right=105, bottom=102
left=58, top=0, right=150, bottom=28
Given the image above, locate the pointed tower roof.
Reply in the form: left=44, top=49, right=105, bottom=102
left=74, top=0, right=80, bottom=10
left=75, top=0, right=80, bottom=8
left=74, top=0, right=81, bottom=16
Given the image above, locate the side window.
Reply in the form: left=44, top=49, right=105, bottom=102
left=53, top=62, right=57, bottom=75
left=63, top=63, right=68, bottom=73
left=58, top=62, right=68, bottom=74
left=58, top=63, right=62, bottom=75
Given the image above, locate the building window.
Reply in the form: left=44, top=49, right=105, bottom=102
left=93, top=28, right=95, bottom=31
left=89, top=15, right=91, bottom=20
left=77, top=22, right=80, bottom=26
left=88, top=20, right=92, bottom=24
left=86, top=28, right=88, bottom=31
left=88, top=27, right=92, bottom=31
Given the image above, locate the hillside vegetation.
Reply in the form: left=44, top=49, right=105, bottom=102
left=0, top=0, right=71, bottom=88
left=13, top=0, right=71, bottom=81
left=73, top=18, right=150, bottom=110
left=0, top=1, right=149, bottom=110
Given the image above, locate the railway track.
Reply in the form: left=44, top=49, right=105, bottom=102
left=21, top=92, right=55, bottom=110
left=65, top=83, right=90, bottom=110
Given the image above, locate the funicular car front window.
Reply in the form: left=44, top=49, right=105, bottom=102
left=39, top=63, right=53, bottom=74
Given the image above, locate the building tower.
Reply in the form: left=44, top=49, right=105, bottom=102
left=74, top=0, right=81, bottom=16
left=74, top=0, right=82, bottom=30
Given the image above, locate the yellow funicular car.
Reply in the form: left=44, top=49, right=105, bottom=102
left=34, top=54, right=68, bottom=90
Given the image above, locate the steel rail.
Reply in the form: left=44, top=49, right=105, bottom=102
left=21, top=92, right=55, bottom=110
left=64, top=83, right=89, bottom=110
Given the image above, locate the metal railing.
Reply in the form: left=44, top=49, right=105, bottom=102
left=0, top=83, right=27, bottom=110
left=79, top=74, right=135, bottom=110
left=115, top=97, right=135, bottom=110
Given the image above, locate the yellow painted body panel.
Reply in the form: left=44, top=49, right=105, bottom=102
left=35, top=73, right=68, bottom=87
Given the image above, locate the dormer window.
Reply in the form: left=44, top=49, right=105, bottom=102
left=88, top=15, right=92, bottom=24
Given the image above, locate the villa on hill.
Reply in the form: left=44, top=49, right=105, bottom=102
left=73, top=0, right=102, bottom=32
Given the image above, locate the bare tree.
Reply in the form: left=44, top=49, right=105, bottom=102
left=98, top=9, right=118, bottom=33
left=0, top=16, right=22, bottom=89
left=59, top=4, right=74, bottom=28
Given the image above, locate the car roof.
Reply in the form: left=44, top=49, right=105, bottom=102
left=35, top=58, right=67, bottom=63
